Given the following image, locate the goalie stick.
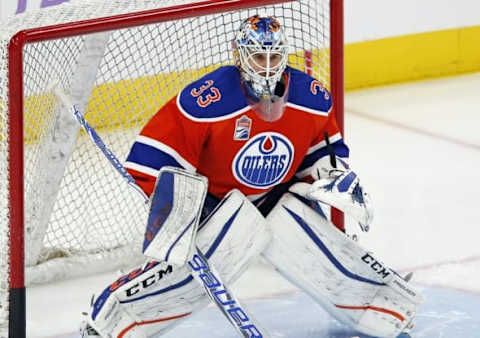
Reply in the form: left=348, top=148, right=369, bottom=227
left=52, top=85, right=270, bottom=338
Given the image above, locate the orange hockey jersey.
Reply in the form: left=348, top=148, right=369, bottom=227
left=125, top=66, right=349, bottom=203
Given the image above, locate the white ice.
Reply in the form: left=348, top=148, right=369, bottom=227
left=27, top=72, right=480, bottom=337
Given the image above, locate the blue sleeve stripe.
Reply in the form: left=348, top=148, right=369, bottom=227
left=126, top=142, right=184, bottom=172
left=307, top=132, right=342, bottom=155
left=135, top=135, right=196, bottom=172
left=297, top=139, right=350, bottom=173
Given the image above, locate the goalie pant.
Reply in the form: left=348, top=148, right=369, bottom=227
left=262, top=192, right=424, bottom=338
left=86, top=189, right=269, bottom=337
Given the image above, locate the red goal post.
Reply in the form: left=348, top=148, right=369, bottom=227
left=1, top=0, right=343, bottom=335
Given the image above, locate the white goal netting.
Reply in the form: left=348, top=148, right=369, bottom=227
left=0, top=0, right=333, bottom=333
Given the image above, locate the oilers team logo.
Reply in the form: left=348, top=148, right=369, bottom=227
left=232, top=132, right=294, bottom=188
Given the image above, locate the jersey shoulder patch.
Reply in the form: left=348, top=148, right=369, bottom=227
left=178, top=66, right=249, bottom=121
left=287, top=67, right=332, bottom=115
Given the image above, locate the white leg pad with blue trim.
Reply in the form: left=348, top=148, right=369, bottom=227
left=86, top=189, right=268, bottom=338
left=262, top=192, right=423, bottom=338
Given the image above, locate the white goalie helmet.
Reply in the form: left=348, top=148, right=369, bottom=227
left=233, top=15, right=290, bottom=121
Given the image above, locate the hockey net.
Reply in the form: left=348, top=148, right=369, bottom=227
left=0, top=0, right=342, bottom=334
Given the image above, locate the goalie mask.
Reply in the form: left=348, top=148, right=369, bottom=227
left=233, top=15, right=290, bottom=122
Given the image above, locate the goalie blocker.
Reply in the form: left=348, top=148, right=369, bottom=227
left=262, top=192, right=423, bottom=338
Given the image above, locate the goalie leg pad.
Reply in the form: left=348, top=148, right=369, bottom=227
left=262, top=192, right=423, bottom=338
left=88, top=189, right=269, bottom=337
